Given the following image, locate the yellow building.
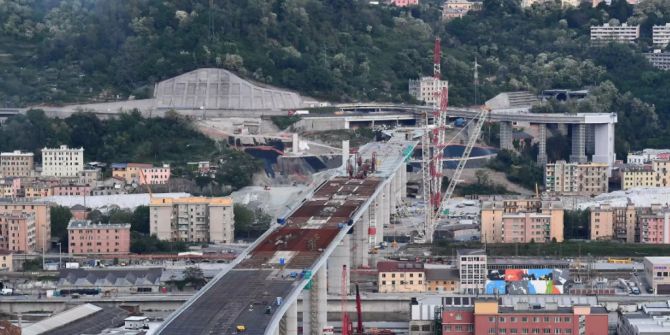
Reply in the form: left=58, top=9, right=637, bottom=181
left=545, top=160, right=608, bottom=196
left=481, top=198, right=564, bottom=244
left=377, top=261, right=426, bottom=293
left=622, top=160, right=670, bottom=190
left=425, top=267, right=459, bottom=293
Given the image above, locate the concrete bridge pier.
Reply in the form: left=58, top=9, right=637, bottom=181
left=499, top=121, right=514, bottom=151
left=327, top=236, right=351, bottom=295
left=284, top=302, right=298, bottom=335
left=302, top=267, right=327, bottom=335
left=570, top=124, right=587, bottom=163
left=352, top=209, right=370, bottom=268
left=537, top=123, right=547, bottom=166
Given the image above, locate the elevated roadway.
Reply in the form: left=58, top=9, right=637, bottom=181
left=155, top=135, right=415, bottom=335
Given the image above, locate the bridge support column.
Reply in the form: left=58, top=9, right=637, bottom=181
left=585, top=124, right=595, bottom=155
left=570, top=124, right=587, bottom=163
left=281, top=301, right=298, bottom=335
left=352, top=210, right=369, bottom=268
left=537, top=123, right=547, bottom=166
left=592, top=121, right=616, bottom=176
left=328, top=236, right=350, bottom=295
left=301, top=290, right=311, bottom=335
left=500, top=121, right=514, bottom=151
left=309, top=267, right=327, bottom=335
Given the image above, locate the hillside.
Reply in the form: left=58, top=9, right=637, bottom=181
left=1, top=0, right=670, bottom=156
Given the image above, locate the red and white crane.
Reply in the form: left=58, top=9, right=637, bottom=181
left=418, top=37, right=489, bottom=244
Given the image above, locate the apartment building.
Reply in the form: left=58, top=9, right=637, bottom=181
left=590, top=23, right=640, bottom=43
left=68, top=220, right=130, bottom=255
left=645, top=50, right=670, bottom=71
left=425, top=267, right=460, bottom=293
left=377, top=261, right=426, bottom=293
left=52, top=184, right=91, bottom=196
left=41, top=145, right=84, bottom=177
left=0, top=251, right=12, bottom=271
left=545, top=160, right=608, bottom=196
left=653, top=23, right=670, bottom=48
left=112, top=163, right=171, bottom=185
left=442, top=0, right=482, bottom=20
left=458, top=249, right=487, bottom=294
left=408, top=77, right=449, bottom=106
left=150, top=197, right=234, bottom=243
left=391, top=0, right=419, bottom=6
left=441, top=299, right=609, bottom=335
left=0, top=213, right=36, bottom=253
left=0, top=151, right=33, bottom=177
left=637, top=210, right=670, bottom=244
left=627, top=148, right=670, bottom=164
left=0, top=201, right=50, bottom=252
left=589, top=203, right=636, bottom=242
left=480, top=198, right=564, bottom=243
left=521, top=0, right=580, bottom=7
left=622, top=159, right=670, bottom=190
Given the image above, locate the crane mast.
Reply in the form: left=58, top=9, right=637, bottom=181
left=419, top=37, right=489, bottom=244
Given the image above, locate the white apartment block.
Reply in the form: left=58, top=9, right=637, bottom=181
left=653, top=23, right=670, bottom=48
left=41, top=145, right=84, bottom=177
left=457, top=249, right=487, bottom=294
left=0, top=151, right=34, bottom=177
left=646, top=50, right=670, bottom=71
left=409, top=77, right=449, bottom=106
left=522, top=0, right=579, bottom=7
left=590, top=23, right=640, bottom=43
left=150, top=197, right=234, bottom=243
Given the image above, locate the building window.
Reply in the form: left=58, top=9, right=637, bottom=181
left=500, top=317, right=506, bottom=323
left=489, top=328, right=496, bottom=334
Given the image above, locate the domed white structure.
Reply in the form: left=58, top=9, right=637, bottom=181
left=154, top=68, right=302, bottom=111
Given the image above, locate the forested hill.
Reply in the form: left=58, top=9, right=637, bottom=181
left=2, top=0, right=670, bottom=154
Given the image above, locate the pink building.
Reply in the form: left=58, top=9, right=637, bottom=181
left=140, top=164, right=171, bottom=185
left=0, top=213, right=35, bottom=253
left=391, top=0, right=419, bottom=7
left=68, top=220, right=131, bottom=255
left=70, top=204, right=88, bottom=220
left=501, top=213, right=553, bottom=243
left=638, top=213, right=670, bottom=244
left=52, top=185, right=91, bottom=196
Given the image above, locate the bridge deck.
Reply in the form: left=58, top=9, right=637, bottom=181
left=157, top=177, right=382, bottom=334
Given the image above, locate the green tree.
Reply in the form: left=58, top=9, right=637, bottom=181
left=50, top=206, right=72, bottom=248
left=131, top=206, right=150, bottom=234
left=183, top=266, right=206, bottom=289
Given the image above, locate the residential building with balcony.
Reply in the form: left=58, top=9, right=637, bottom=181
left=653, top=23, right=670, bottom=48
left=545, top=160, right=608, bottom=196
left=0, top=213, right=35, bottom=253
left=622, top=159, right=670, bottom=190
left=590, top=23, right=640, bottom=44
left=0, top=151, right=33, bottom=177
left=41, top=145, right=84, bottom=177
left=0, top=201, right=50, bottom=253
left=409, top=77, right=449, bottom=106
left=67, top=220, right=131, bottom=255
left=481, top=198, right=564, bottom=243
left=442, top=0, right=482, bottom=20
left=637, top=210, right=670, bottom=244
left=51, top=184, right=91, bottom=196
left=589, top=203, right=637, bottom=242
left=377, top=261, right=426, bottom=293
left=150, top=197, right=234, bottom=243
left=645, top=50, right=670, bottom=71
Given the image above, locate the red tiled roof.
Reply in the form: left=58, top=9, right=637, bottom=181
left=377, top=261, right=424, bottom=273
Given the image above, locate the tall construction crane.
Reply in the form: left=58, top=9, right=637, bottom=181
left=418, top=38, right=489, bottom=244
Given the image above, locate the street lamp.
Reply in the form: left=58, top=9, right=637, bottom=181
left=57, top=242, right=62, bottom=269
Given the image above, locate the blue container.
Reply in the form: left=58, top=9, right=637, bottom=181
left=277, top=218, right=286, bottom=225
left=279, top=258, right=286, bottom=266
